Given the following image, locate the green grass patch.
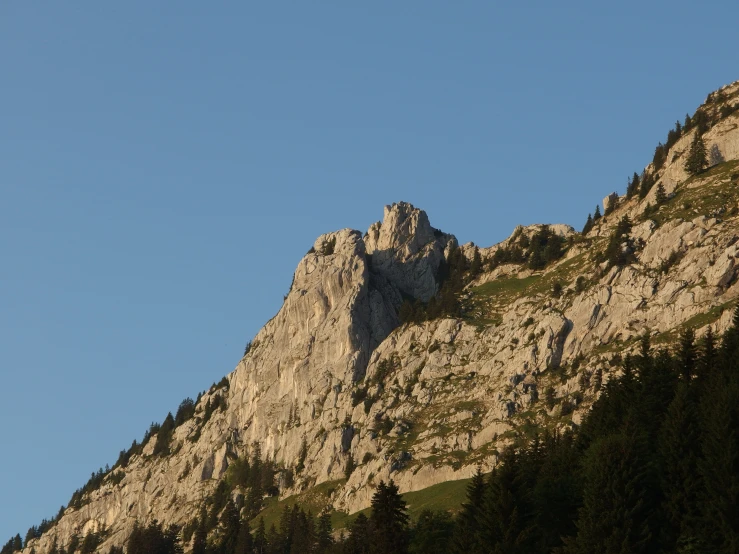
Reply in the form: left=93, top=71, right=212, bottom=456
left=653, top=301, right=735, bottom=347
left=250, top=479, right=346, bottom=530
left=465, top=251, right=591, bottom=325
left=681, top=301, right=734, bottom=330
left=473, top=274, right=542, bottom=298
left=402, top=478, right=471, bottom=518
left=253, top=477, right=473, bottom=533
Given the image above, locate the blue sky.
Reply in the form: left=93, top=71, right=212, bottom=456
left=1, top=0, right=737, bottom=539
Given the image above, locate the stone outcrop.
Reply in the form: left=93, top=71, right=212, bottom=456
left=365, top=202, right=456, bottom=302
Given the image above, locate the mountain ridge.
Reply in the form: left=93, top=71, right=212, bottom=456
left=11, top=78, right=739, bottom=554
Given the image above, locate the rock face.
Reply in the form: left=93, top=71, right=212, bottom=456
left=19, top=81, right=739, bottom=554
left=365, top=202, right=456, bottom=302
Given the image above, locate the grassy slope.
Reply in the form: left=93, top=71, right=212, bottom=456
left=251, top=477, right=471, bottom=532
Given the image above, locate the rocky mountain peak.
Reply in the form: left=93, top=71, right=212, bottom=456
left=365, top=202, right=456, bottom=302
left=365, top=201, right=436, bottom=254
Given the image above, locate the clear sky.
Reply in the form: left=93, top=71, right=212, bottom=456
left=1, top=0, right=737, bottom=540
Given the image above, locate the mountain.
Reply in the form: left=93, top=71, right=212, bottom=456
left=11, top=79, right=739, bottom=554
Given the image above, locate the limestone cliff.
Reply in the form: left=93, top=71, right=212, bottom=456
left=19, top=80, right=739, bottom=554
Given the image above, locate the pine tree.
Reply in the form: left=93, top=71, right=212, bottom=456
left=602, top=216, right=634, bottom=268
left=219, top=500, right=241, bottom=554
left=279, top=505, right=296, bottom=552
left=296, top=437, right=308, bottom=473
left=626, top=172, right=640, bottom=198
left=530, top=432, right=580, bottom=551
left=470, top=246, right=482, bottom=277
left=564, top=430, right=655, bottom=554
left=345, top=453, right=356, bottom=479
left=659, top=384, right=702, bottom=551
left=676, top=328, right=697, bottom=382
left=253, top=518, right=267, bottom=554
left=653, top=142, right=667, bottom=171
left=593, top=205, right=602, bottom=221
left=635, top=341, right=678, bottom=443
left=581, top=214, right=593, bottom=235
left=370, top=480, right=410, bottom=554
left=477, top=451, right=530, bottom=554
left=696, top=352, right=739, bottom=552
left=655, top=183, right=667, bottom=205
left=684, top=132, right=708, bottom=176
left=409, top=510, right=454, bottom=554
left=315, top=512, right=334, bottom=554
left=153, top=412, right=175, bottom=457
left=235, top=523, right=254, bottom=554
left=639, top=172, right=654, bottom=199
left=344, top=513, right=371, bottom=554
left=451, top=468, right=485, bottom=554
left=693, top=109, right=709, bottom=135
left=697, top=326, right=717, bottom=388
left=288, top=509, right=316, bottom=554
left=265, top=524, right=280, bottom=554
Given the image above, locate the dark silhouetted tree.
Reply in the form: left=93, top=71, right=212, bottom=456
left=370, top=480, right=410, bottom=554
left=655, top=183, right=667, bottom=205
left=684, top=132, right=708, bottom=176
left=581, top=214, right=593, bottom=235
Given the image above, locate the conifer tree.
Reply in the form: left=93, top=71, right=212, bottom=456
left=296, top=437, right=308, bottom=473
left=564, top=430, right=655, bottom=554
left=676, top=328, right=697, bottom=382
left=477, top=451, right=530, bottom=554
left=470, top=246, right=482, bottom=277
left=635, top=340, right=677, bottom=443
left=345, top=453, right=356, bottom=480
left=288, top=509, right=316, bottom=554
left=581, top=214, right=593, bottom=235
left=602, top=216, right=634, bottom=268
left=639, top=172, right=653, bottom=199
left=653, top=142, right=667, bottom=171
left=696, top=348, right=739, bottom=551
left=533, top=432, right=581, bottom=551
left=153, top=413, right=175, bottom=457
left=593, top=205, right=601, bottom=221
left=253, top=518, right=267, bottom=554
left=697, top=326, right=717, bottom=387
left=693, top=109, right=709, bottom=134
left=234, top=523, right=254, bottom=554
left=370, top=480, right=410, bottom=554
left=344, top=514, right=371, bottom=554
left=451, top=468, right=485, bottom=554
left=626, top=172, right=640, bottom=198
left=655, top=183, right=667, bottom=205
left=684, top=132, right=708, bottom=176
left=219, top=500, right=240, bottom=554
left=409, top=510, right=453, bottom=554
left=265, top=524, right=280, bottom=554
left=315, top=512, right=334, bottom=553
left=278, top=505, right=295, bottom=552
left=659, top=384, right=702, bottom=551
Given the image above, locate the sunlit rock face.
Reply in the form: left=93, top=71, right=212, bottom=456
left=22, top=83, right=739, bottom=554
